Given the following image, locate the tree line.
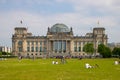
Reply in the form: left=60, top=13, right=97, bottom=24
left=83, top=43, right=120, bottom=58
left=0, top=52, right=13, bottom=58
left=0, top=52, right=11, bottom=55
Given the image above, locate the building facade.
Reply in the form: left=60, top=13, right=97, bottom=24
left=0, top=46, right=12, bottom=53
left=12, top=23, right=108, bottom=57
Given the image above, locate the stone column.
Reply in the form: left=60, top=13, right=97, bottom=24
left=77, top=41, right=78, bottom=52
left=30, top=41, right=31, bottom=52
left=66, top=40, right=67, bottom=53
left=61, top=40, right=63, bottom=53
left=54, top=40, right=55, bottom=53
left=57, top=40, right=58, bottom=53
left=46, top=40, right=50, bottom=57
left=15, top=40, right=18, bottom=56
left=70, top=40, right=74, bottom=53
left=81, top=42, right=83, bottom=52
left=23, top=39, right=26, bottom=52
left=14, top=40, right=16, bottom=51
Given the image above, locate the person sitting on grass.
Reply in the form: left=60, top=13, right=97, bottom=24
left=52, top=61, right=58, bottom=64
left=94, top=64, right=100, bottom=68
left=85, top=63, right=92, bottom=69
left=114, top=60, right=119, bottom=65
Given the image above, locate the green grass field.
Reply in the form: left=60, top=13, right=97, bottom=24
left=0, top=58, right=120, bottom=80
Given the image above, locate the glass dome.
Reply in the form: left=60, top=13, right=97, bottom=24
left=50, top=23, right=70, bottom=33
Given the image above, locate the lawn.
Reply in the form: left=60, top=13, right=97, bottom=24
left=0, top=58, right=120, bottom=80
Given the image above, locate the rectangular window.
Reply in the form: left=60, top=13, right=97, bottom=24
left=62, top=41, right=66, bottom=53
left=44, top=47, right=46, bottom=52
left=74, top=41, right=77, bottom=46
left=78, top=47, right=81, bottom=52
left=74, top=47, right=77, bottom=52
left=40, top=47, right=42, bottom=52
left=31, top=47, right=34, bottom=52
left=27, top=41, right=30, bottom=46
left=32, top=41, right=34, bottom=45
left=18, top=47, right=22, bottom=52
left=36, top=47, right=38, bottom=52
left=27, top=47, right=30, bottom=52
left=53, top=41, right=57, bottom=51
left=74, top=41, right=77, bottom=52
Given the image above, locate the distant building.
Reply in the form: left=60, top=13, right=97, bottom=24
left=108, top=43, right=120, bottom=50
left=115, top=43, right=120, bottom=48
left=0, top=46, right=12, bottom=53
left=12, top=23, right=108, bottom=57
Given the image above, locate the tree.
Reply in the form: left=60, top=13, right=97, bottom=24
left=2, top=52, right=7, bottom=55
left=98, top=44, right=112, bottom=58
left=112, top=47, right=120, bottom=57
left=83, top=43, right=94, bottom=55
left=0, top=52, right=2, bottom=56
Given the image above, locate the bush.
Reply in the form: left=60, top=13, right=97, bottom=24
left=112, top=47, right=120, bottom=57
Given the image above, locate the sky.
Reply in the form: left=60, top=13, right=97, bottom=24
left=0, top=0, right=120, bottom=47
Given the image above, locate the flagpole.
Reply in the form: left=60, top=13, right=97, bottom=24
left=20, top=20, right=23, bottom=24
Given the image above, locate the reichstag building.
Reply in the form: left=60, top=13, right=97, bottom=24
left=12, top=23, right=108, bottom=57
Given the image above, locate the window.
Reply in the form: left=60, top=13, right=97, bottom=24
left=74, top=41, right=77, bottom=52
left=74, top=41, right=77, bottom=46
left=40, top=47, right=42, bottom=52
left=40, top=53, right=42, bottom=55
left=32, top=41, right=34, bottom=45
left=18, top=47, right=22, bottom=52
left=27, top=41, right=30, bottom=46
left=53, top=40, right=66, bottom=52
left=18, top=30, right=23, bottom=34
left=18, top=41, right=22, bottom=46
left=74, top=47, right=77, bottom=52
left=98, top=41, right=102, bottom=44
left=44, top=47, right=46, bottom=52
left=31, top=47, right=34, bottom=52
left=78, top=47, right=81, bottom=52
left=36, top=47, right=38, bottom=52
left=27, top=47, right=30, bottom=52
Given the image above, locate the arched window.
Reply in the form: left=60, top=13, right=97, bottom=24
left=18, top=41, right=22, bottom=46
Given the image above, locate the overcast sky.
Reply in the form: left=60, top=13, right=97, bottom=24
left=0, top=0, right=120, bottom=47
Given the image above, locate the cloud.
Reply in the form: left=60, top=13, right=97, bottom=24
left=0, top=0, right=120, bottom=47
left=0, top=0, right=52, bottom=4
left=0, top=10, right=119, bottom=45
left=59, top=0, right=120, bottom=16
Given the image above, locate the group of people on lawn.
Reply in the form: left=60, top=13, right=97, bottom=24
left=18, top=56, right=119, bottom=68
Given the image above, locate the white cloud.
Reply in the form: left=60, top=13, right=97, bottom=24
left=0, top=0, right=120, bottom=46
left=0, top=10, right=119, bottom=46
left=63, top=0, right=120, bottom=15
